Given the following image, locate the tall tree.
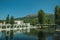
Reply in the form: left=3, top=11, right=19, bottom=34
left=38, top=10, right=45, bottom=25
left=10, top=16, right=14, bottom=25
left=6, top=14, right=9, bottom=24
left=55, top=6, right=60, bottom=25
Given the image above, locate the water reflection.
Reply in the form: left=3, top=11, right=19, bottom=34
left=54, top=31, right=60, bottom=40
left=0, top=30, right=54, bottom=40
left=38, top=31, right=46, bottom=40
left=10, top=30, right=13, bottom=40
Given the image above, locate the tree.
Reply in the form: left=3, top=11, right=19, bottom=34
left=10, top=16, right=14, bottom=25
left=38, top=10, right=45, bottom=24
left=55, top=6, right=60, bottom=25
left=38, top=10, right=45, bottom=29
left=6, top=14, right=9, bottom=24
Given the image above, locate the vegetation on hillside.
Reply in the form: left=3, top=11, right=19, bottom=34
left=15, top=13, right=55, bottom=25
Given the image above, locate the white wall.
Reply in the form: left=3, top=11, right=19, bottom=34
left=14, top=20, right=23, bottom=25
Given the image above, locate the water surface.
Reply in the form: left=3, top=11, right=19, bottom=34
left=0, top=31, right=53, bottom=40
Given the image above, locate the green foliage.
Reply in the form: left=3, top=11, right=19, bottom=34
left=55, top=6, right=60, bottom=25
left=10, top=16, right=14, bottom=25
left=0, top=20, right=5, bottom=23
left=38, top=10, right=45, bottom=24
left=46, top=14, right=55, bottom=24
left=6, top=14, right=9, bottom=24
left=5, top=15, right=14, bottom=25
left=23, top=15, right=39, bottom=25
left=15, top=13, right=55, bottom=25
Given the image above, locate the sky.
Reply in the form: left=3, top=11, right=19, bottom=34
left=0, top=0, right=60, bottom=20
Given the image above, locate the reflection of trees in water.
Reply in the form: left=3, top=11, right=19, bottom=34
left=5, top=31, right=13, bottom=40
left=5, top=26, right=13, bottom=40
left=10, top=30, right=13, bottom=40
left=38, top=31, right=46, bottom=40
left=54, top=31, right=60, bottom=40
left=6, top=36, right=8, bottom=40
left=10, top=25, right=13, bottom=40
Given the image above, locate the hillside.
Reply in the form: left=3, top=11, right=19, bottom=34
left=15, top=13, right=55, bottom=25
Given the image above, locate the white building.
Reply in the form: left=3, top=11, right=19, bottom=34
left=14, top=20, right=30, bottom=26
left=0, top=20, right=30, bottom=27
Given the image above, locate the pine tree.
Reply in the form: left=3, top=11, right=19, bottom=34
left=55, top=6, right=60, bottom=25
left=10, top=16, right=14, bottom=25
left=38, top=10, right=45, bottom=24
left=6, top=14, right=9, bottom=24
